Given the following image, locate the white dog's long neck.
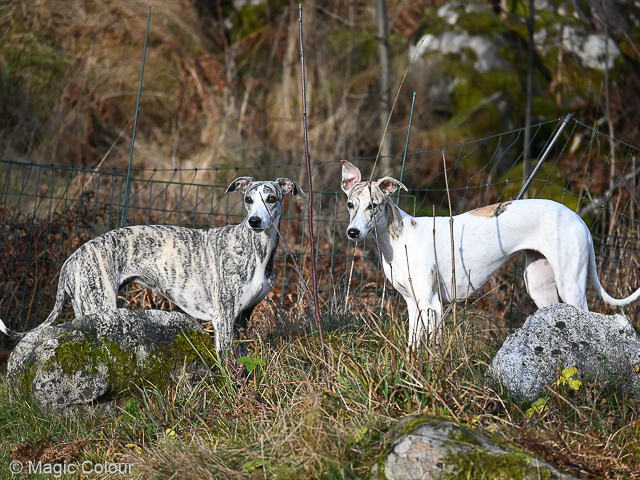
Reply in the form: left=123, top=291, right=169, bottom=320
left=373, top=201, right=407, bottom=264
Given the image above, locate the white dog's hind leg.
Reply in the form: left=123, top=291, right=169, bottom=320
left=550, top=248, right=589, bottom=310
left=557, top=283, right=588, bottom=310
left=523, top=250, right=559, bottom=308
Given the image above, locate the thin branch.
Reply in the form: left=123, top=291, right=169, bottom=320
left=298, top=4, right=330, bottom=384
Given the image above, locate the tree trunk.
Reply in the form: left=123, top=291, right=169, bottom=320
left=376, top=0, right=392, bottom=174
left=523, top=0, right=534, bottom=198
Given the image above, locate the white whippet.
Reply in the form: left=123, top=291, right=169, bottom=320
left=341, top=160, right=640, bottom=349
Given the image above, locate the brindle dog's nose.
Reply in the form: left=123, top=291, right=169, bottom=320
left=347, top=228, right=360, bottom=239
left=248, top=216, right=262, bottom=228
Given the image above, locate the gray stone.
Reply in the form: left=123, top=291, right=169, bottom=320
left=7, top=309, right=212, bottom=414
left=437, top=0, right=488, bottom=25
left=562, top=26, right=620, bottom=71
left=409, top=1, right=508, bottom=74
left=410, top=32, right=508, bottom=74
left=370, top=416, right=578, bottom=480
left=486, top=304, right=640, bottom=402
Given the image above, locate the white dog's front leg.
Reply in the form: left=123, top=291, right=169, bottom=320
left=407, top=295, right=442, bottom=351
left=406, top=299, right=421, bottom=351
left=419, top=296, right=442, bottom=346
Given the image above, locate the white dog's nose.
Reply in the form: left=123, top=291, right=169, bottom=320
left=347, top=228, right=360, bottom=239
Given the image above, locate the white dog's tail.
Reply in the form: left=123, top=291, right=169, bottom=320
left=589, top=246, right=640, bottom=307
left=0, top=284, right=67, bottom=339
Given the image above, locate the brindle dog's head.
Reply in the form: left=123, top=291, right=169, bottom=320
left=341, top=160, right=407, bottom=241
left=226, top=177, right=305, bottom=231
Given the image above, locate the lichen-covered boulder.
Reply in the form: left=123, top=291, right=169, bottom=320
left=370, top=416, right=578, bottom=480
left=486, top=304, right=640, bottom=402
left=405, top=0, right=639, bottom=177
left=7, top=309, right=214, bottom=414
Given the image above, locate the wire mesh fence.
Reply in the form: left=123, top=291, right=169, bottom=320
left=1, top=115, right=639, bottom=346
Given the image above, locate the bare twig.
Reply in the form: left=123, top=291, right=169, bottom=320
left=344, top=245, right=356, bottom=312
left=298, top=4, right=330, bottom=384
left=441, top=151, right=457, bottom=329
left=369, top=34, right=429, bottom=180
left=544, top=384, right=586, bottom=420
left=432, top=205, right=445, bottom=325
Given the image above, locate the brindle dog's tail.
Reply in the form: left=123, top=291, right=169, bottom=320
left=0, top=285, right=67, bottom=339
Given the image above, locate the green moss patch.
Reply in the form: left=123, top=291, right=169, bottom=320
left=15, top=361, right=38, bottom=397
left=371, top=416, right=570, bottom=480
left=446, top=450, right=557, bottom=480
left=44, top=329, right=216, bottom=396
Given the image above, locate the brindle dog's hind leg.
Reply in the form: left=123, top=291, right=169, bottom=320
left=62, top=255, right=119, bottom=317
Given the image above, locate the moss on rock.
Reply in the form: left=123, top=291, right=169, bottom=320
left=7, top=310, right=218, bottom=413
left=370, top=415, right=577, bottom=480
left=47, top=329, right=215, bottom=394
left=446, top=449, right=557, bottom=480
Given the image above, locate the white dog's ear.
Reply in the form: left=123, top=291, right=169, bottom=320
left=341, top=160, right=361, bottom=194
left=276, top=178, right=306, bottom=198
left=377, top=177, right=407, bottom=196
left=225, top=176, right=255, bottom=195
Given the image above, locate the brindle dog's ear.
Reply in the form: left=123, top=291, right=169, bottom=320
left=376, top=177, right=407, bottom=196
left=225, top=176, right=255, bottom=195
left=276, top=178, right=306, bottom=198
left=341, top=160, right=361, bottom=195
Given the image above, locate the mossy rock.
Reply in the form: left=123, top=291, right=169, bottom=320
left=487, top=304, right=640, bottom=403
left=7, top=309, right=217, bottom=414
left=369, top=415, right=578, bottom=480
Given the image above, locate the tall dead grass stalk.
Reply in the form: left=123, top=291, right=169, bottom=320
left=298, top=4, right=329, bottom=385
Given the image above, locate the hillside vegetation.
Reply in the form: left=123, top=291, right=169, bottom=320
left=1, top=0, right=639, bottom=185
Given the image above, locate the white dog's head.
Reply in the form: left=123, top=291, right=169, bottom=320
left=226, top=177, right=305, bottom=231
left=340, top=161, right=407, bottom=241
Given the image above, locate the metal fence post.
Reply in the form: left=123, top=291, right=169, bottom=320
left=516, top=114, right=573, bottom=200
left=122, top=7, right=151, bottom=228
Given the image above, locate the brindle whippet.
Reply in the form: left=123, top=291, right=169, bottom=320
left=0, top=177, right=305, bottom=355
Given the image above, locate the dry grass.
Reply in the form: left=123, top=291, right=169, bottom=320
left=2, top=305, right=639, bottom=479
left=0, top=0, right=431, bottom=180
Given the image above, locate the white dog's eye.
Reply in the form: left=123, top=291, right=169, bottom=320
left=347, top=202, right=354, bottom=209
left=246, top=197, right=254, bottom=204
left=367, top=203, right=378, bottom=211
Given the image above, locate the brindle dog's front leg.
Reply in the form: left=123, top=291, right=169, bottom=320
left=233, top=305, right=256, bottom=359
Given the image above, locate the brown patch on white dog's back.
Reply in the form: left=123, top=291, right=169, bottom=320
left=469, top=202, right=512, bottom=218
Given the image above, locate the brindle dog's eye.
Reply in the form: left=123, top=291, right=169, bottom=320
left=267, top=195, right=277, bottom=204
left=245, top=197, right=254, bottom=204
left=347, top=202, right=354, bottom=209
